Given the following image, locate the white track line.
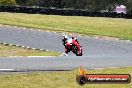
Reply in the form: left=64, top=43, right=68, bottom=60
left=27, top=56, right=56, bottom=57
left=0, top=69, right=14, bottom=71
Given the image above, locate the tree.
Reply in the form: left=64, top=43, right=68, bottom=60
left=0, top=0, right=16, bottom=5
left=126, top=0, right=132, bottom=15
left=15, top=0, right=129, bottom=12
left=16, top=0, right=37, bottom=6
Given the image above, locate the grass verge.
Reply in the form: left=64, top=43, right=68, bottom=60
left=0, top=12, right=132, bottom=40
left=0, top=44, right=60, bottom=57
left=0, top=67, right=131, bottom=88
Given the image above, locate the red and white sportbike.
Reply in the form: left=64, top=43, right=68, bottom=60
left=65, top=38, right=83, bottom=56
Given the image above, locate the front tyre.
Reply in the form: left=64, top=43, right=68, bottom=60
left=71, top=45, right=78, bottom=55
left=77, top=48, right=83, bottom=56
left=72, top=45, right=83, bottom=56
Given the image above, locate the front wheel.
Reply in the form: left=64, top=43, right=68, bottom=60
left=72, top=45, right=83, bottom=56
left=71, top=45, right=78, bottom=55
left=76, top=49, right=83, bottom=56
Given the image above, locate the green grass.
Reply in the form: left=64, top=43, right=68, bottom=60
left=0, top=12, right=132, bottom=40
left=0, top=67, right=131, bottom=88
left=0, top=44, right=60, bottom=57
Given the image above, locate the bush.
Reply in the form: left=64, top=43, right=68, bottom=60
left=0, top=0, right=16, bottom=5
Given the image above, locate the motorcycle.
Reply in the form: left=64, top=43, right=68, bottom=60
left=65, top=38, right=83, bottom=56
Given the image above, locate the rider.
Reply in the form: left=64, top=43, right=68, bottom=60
left=62, top=35, right=81, bottom=55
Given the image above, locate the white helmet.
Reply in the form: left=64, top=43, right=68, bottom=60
left=63, top=35, right=69, bottom=39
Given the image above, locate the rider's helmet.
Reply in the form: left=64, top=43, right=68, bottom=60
left=63, top=35, right=69, bottom=40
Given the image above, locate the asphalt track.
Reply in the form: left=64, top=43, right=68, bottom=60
left=0, top=25, right=132, bottom=71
